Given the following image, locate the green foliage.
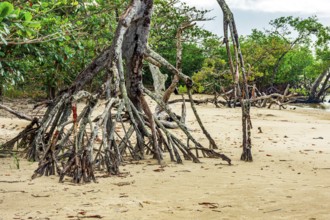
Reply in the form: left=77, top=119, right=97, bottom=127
left=192, top=58, right=231, bottom=94
left=178, top=85, right=188, bottom=94
left=0, top=0, right=126, bottom=98
left=0, top=0, right=329, bottom=100
left=188, top=15, right=330, bottom=96
left=0, top=1, right=43, bottom=45
left=289, top=88, right=308, bottom=96
left=13, top=152, right=20, bottom=169
left=241, top=16, right=329, bottom=93
left=149, top=0, right=215, bottom=85
left=277, top=47, right=314, bottom=85
left=0, top=2, right=14, bottom=19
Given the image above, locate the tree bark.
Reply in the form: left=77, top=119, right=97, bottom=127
left=122, top=0, right=156, bottom=160
left=149, top=63, right=167, bottom=96
left=309, top=67, right=329, bottom=102
left=217, top=0, right=253, bottom=161
left=316, top=69, right=330, bottom=101
left=122, top=0, right=153, bottom=110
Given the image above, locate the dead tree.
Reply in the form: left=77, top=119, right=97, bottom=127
left=2, top=0, right=231, bottom=183
left=216, top=0, right=253, bottom=161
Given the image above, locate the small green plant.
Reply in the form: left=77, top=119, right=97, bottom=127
left=196, top=84, right=205, bottom=93
left=13, top=152, right=20, bottom=169
left=178, top=85, right=187, bottom=94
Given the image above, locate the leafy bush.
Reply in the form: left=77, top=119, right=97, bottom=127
left=192, top=58, right=231, bottom=94
left=289, top=88, right=308, bottom=96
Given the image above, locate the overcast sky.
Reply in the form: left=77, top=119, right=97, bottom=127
left=181, top=0, right=330, bottom=37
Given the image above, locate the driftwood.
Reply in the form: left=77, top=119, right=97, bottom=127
left=165, top=90, right=303, bottom=110
left=249, top=84, right=309, bottom=109
left=168, top=97, right=227, bottom=106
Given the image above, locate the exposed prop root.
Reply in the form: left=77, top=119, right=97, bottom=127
left=240, top=148, right=253, bottom=162
left=3, top=82, right=231, bottom=183
left=144, top=87, right=231, bottom=165
left=24, top=86, right=231, bottom=183
left=1, top=118, right=39, bottom=155
left=187, top=88, right=219, bottom=150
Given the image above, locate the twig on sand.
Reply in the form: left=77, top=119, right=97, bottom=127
left=263, top=209, right=282, bottom=213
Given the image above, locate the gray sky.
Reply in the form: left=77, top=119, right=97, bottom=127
left=181, top=0, right=330, bottom=37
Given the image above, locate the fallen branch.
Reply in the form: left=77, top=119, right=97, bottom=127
left=0, top=103, right=35, bottom=121
left=168, top=97, right=227, bottom=106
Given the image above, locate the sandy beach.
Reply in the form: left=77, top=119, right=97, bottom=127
left=1, top=98, right=330, bottom=220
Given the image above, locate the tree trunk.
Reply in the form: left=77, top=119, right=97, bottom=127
left=48, top=86, right=56, bottom=100
left=316, top=70, right=330, bottom=101
left=122, top=1, right=152, bottom=111
left=217, top=0, right=253, bottom=161
left=149, top=63, right=167, bottom=96
left=122, top=0, right=156, bottom=160
left=308, top=67, right=329, bottom=102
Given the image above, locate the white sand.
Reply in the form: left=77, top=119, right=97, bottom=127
left=1, top=99, right=330, bottom=220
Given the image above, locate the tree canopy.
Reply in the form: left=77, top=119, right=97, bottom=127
left=1, top=1, right=329, bottom=101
